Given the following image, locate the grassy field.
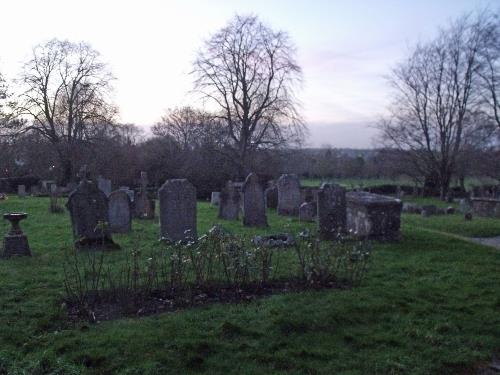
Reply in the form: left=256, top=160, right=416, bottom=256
left=0, top=196, right=499, bottom=374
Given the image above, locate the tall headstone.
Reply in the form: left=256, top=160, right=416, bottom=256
left=97, top=176, right=112, bottom=197
left=66, top=179, right=118, bottom=249
left=277, top=174, right=301, bottom=216
left=218, top=181, right=240, bottom=220
left=134, top=172, right=155, bottom=219
left=108, top=190, right=132, bottom=233
left=17, top=185, right=26, bottom=198
left=317, top=183, right=346, bottom=240
left=242, top=173, right=267, bottom=227
left=158, top=179, right=197, bottom=242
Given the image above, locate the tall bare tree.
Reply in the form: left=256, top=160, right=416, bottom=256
left=2, top=39, right=116, bottom=183
left=193, top=15, right=305, bottom=178
left=379, top=12, right=498, bottom=199
left=477, top=12, right=500, bottom=129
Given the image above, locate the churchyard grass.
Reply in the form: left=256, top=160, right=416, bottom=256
left=0, top=195, right=499, bottom=374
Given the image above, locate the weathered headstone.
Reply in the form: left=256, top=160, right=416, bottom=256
left=108, top=190, right=132, bottom=233
left=265, top=185, right=278, bottom=209
left=66, top=179, right=118, bottom=249
left=277, top=174, right=301, bottom=216
left=134, top=172, right=155, bottom=219
left=299, top=202, right=316, bottom=222
left=97, top=176, right=112, bottom=197
left=218, top=181, right=240, bottom=220
left=242, top=173, right=268, bottom=227
left=211, top=192, right=221, bottom=206
left=317, top=183, right=346, bottom=240
left=158, top=179, right=197, bottom=242
left=17, top=185, right=26, bottom=198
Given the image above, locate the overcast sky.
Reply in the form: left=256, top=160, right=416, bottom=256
left=0, top=0, right=496, bottom=148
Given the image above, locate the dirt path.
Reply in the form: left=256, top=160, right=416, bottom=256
left=418, top=227, right=500, bottom=250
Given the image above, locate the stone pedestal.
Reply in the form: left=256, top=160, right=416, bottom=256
left=2, top=213, right=31, bottom=257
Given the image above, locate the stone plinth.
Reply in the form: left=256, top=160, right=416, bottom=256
left=2, top=212, right=31, bottom=257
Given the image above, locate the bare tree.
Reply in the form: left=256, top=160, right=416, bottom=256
left=192, top=14, right=305, bottom=178
left=477, top=12, right=500, bottom=129
left=152, top=106, right=221, bottom=151
left=379, top=13, right=497, bottom=199
left=2, top=39, right=117, bottom=183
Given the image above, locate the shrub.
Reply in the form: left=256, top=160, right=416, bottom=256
left=63, top=226, right=373, bottom=321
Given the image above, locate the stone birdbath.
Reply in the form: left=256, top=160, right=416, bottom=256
left=2, top=212, right=31, bottom=257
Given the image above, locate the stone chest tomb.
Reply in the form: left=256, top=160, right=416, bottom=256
left=346, top=192, right=402, bottom=240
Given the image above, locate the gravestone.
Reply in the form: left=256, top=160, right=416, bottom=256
left=299, top=202, right=316, bottom=222
left=211, top=192, right=221, bottom=206
left=242, top=173, right=267, bottom=227
left=158, top=179, right=197, bottom=242
left=97, top=176, right=112, bottom=197
left=265, top=185, right=278, bottom=209
left=17, top=185, right=26, bottom=198
left=66, top=178, right=118, bottom=249
left=346, top=192, right=402, bottom=240
left=277, top=174, right=301, bottom=216
left=317, top=183, right=346, bottom=240
left=108, top=190, right=132, bottom=233
left=134, top=172, right=155, bottom=219
left=471, top=198, right=500, bottom=218
left=218, top=181, right=240, bottom=220
left=119, top=186, right=135, bottom=202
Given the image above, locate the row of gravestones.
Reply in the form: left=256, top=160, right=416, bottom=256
left=66, top=172, right=200, bottom=248
left=217, top=173, right=349, bottom=239
left=218, top=174, right=318, bottom=222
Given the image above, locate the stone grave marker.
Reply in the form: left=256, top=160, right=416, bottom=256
left=277, top=174, right=301, bottom=216
left=158, top=179, right=197, bottom=242
left=218, top=181, right=240, bottom=220
left=66, top=177, right=118, bottom=249
left=242, top=173, right=267, bottom=227
left=134, top=172, right=155, bottom=219
left=97, top=176, right=112, bottom=197
left=317, top=183, right=346, bottom=240
left=299, top=202, right=316, bottom=222
left=108, top=190, right=132, bottom=233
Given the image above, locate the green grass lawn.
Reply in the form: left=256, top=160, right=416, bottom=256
left=0, top=196, right=499, bottom=374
